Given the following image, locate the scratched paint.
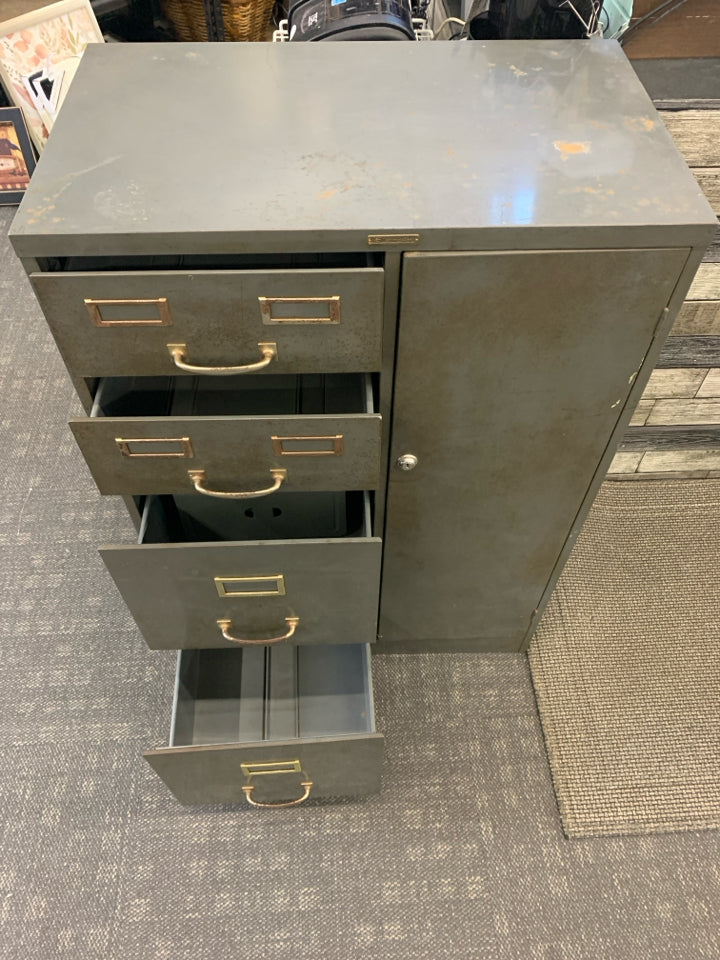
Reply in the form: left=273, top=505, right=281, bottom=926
left=94, top=181, right=149, bottom=223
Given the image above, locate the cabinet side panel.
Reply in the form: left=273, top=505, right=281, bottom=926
left=380, top=248, right=688, bottom=649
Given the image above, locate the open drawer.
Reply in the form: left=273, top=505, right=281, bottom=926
left=145, top=643, right=383, bottom=806
left=70, top=373, right=381, bottom=495
left=100, top=490, right=381, bottom=649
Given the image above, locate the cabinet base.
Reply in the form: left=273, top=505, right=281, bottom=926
left=373, top=636, right=527, bottom=654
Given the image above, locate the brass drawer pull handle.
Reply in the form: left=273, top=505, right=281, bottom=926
left=188, top=467, right=287, bottom=499
left=217, top=616, right=299, bottom=645
left=167, top=342, right=277, bottom=375
left=240, top=760, right=312, bottom=808
left=242, top=781, right=313, bottom=808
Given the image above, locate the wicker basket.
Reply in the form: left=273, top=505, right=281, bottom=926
left=162, top=0, right=275, bottom=42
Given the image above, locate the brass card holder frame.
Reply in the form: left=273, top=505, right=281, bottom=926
left=214, top=575, right=286, bottom=598
left=271, top=435, right=344, bottom=457
left=85, top=297, right=172, bottom=327
left=115, top=436, right=193, bottom=458
left=259, top=295, right=341, bottom=324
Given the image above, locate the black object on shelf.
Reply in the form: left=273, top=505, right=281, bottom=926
left=287, top=0, right=415, bottom=41
left=467, top=0, right=603, bottom=40
left=92, top=0, right=172, bottom=41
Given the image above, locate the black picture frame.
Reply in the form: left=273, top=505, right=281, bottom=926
left=0, top=106, right=36, bottom=205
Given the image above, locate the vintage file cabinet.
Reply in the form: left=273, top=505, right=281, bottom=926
left=10, top=40, right=716, bottom=807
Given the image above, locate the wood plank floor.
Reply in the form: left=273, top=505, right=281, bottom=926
left=611, top=59, right=720, bottom=480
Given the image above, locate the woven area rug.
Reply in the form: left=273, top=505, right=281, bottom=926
left=529, top=479, right=720, bottom=838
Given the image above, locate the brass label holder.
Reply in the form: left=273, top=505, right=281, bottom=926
left=214, top=575, right=286, bottom=598
left=367, top=234, right=420, bottom=245
left=241, top=760, right=302, bottom=777
left=259, top=295, right=341, bottom=324
left=271, top=435, right=344, bottom=457
left=85, top=297, right=172, bottom=326
left=115, top=436, right=193, bottom=458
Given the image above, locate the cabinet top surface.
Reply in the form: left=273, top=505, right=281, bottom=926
left=11, top=40, right=716, bottom=256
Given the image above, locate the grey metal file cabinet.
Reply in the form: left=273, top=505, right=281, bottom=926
left=10, top=40, right=715, bottom=807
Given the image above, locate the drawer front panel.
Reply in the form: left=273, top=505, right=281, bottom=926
left=31, top=268, right=384, bottom=375
left=71, top=413, right=382, bottom=494
left=100, top=538, right=382, bottom=649
left=145, top=734, right=384, bottom=805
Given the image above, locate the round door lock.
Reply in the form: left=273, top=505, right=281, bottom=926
left=396, top=454, right=418, bottom=471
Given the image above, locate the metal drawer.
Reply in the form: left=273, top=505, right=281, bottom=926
left=145, top=643, right=383, bottom=806
left=30, top=268, right=384, bottom=376
left=100, top=491, right=381, bottom=650
left=71, top=373, right=381, bottom=495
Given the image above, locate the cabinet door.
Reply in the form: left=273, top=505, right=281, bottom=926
left=380, top=248, right=688, bottom=650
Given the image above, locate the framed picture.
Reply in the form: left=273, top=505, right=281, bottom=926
left=0, top=105, right=36, bottom=204
left=0, top=0, right=103, bottom=152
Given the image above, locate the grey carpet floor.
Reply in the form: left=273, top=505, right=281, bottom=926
left=531, top=479, right=720, bottom=838
left=1, top=206, right=720, bottom=960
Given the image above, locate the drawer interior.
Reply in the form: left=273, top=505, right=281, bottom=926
left=139, top=489, right=372, bottom=543
left=170, top=644, right=376, bottom=746
left=90, top=373, right=374, bottom=419
left=39, top=252, right=383, bottom=272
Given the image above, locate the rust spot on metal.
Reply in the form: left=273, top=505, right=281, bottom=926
left=624, top=117, right=657, bottom=132
left=553, top=141, right=591, bottom=157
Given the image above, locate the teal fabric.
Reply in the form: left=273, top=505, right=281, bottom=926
left=603, top=0, right=633, bottom=38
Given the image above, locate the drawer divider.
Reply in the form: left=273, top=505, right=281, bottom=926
left=265, top=645, right=299, bottom=741
left=238, top=647, right=267, bottom=743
